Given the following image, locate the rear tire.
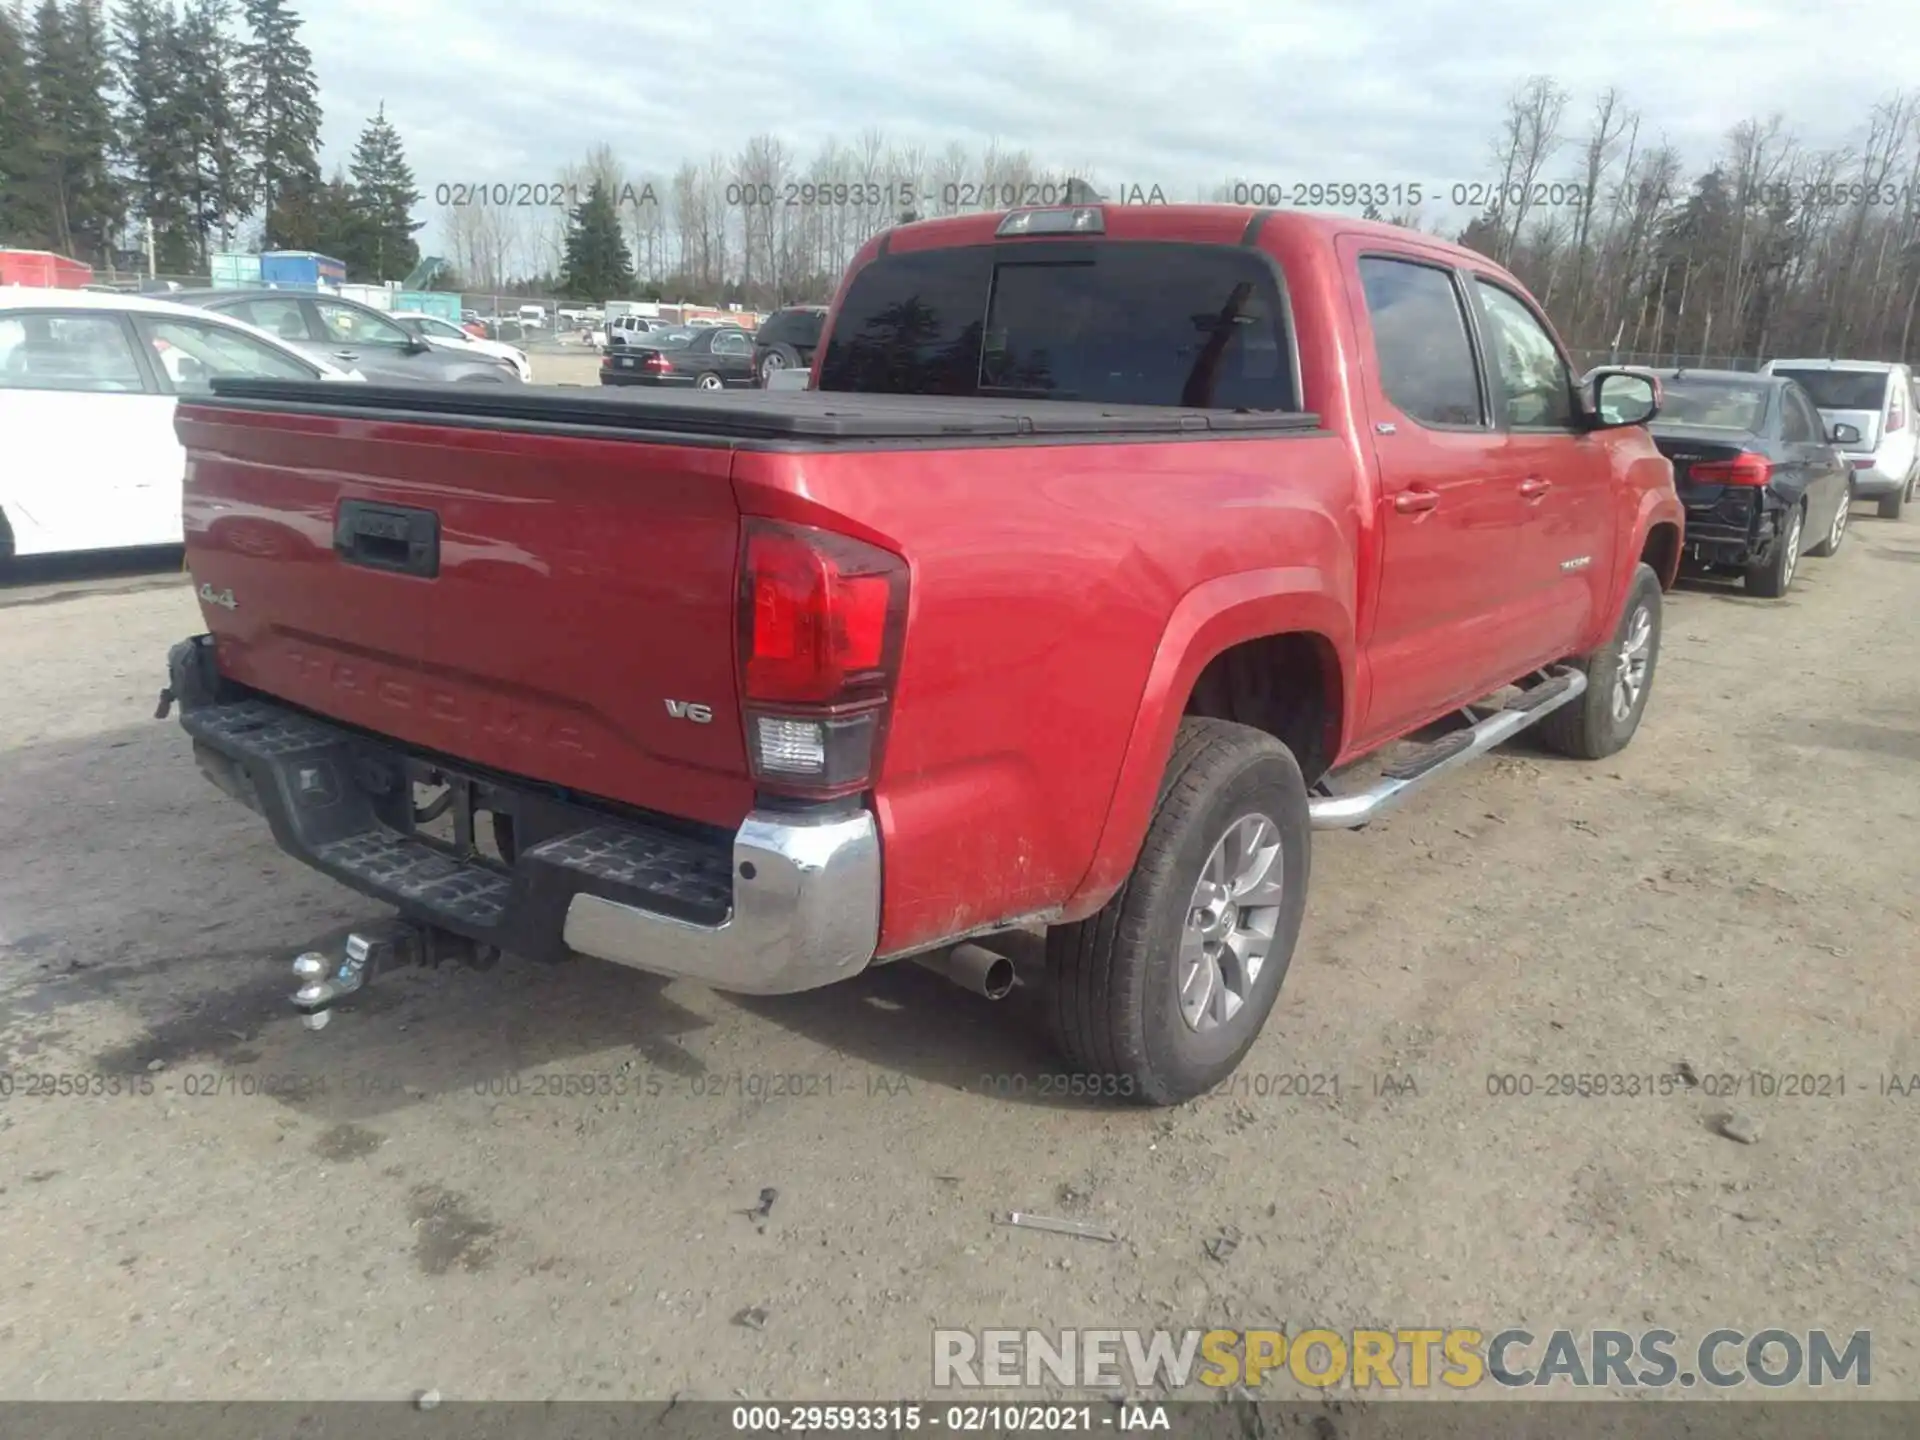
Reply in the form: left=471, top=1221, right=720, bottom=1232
left=1744, top=504, right=1803, bottom=596
left=760, top=343, right=802, bottom=383
left=1537, top=562, right=1662, bottom=761
left=696, top=372, right=724, bottom=390
left=1045, top=718, right=1310, bottom=1107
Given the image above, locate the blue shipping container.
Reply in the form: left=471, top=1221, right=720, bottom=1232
left=260, top=250, right=346, bottom=288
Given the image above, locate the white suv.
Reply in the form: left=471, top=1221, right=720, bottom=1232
left=1761, top=358, right=1918, bottom=519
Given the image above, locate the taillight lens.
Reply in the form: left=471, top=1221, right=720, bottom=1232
left=645, top=352, right=671, bottom=371
left=738, top=520, right=908, bottom=799
left=1888, top=400, right=1905, bottom=431
left=1688, top=452, right=1772, bottom=486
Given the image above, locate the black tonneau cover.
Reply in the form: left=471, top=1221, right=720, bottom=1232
left=201, top=377, right=1321, bottom=442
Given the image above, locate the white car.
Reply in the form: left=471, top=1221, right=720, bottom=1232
left=391, top=310, right=533, bottom=382
left=0, top=289, right=360, bottom=561
left=1760, top=358, right=1919, bottom=519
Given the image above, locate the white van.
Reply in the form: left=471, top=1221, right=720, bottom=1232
left=1760, top=358, right=1919, bottom=519
left=516, top=304, right=548, bottom=329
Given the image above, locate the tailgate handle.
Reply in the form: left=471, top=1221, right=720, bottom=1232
left=335, top=501, right=440, bottom=578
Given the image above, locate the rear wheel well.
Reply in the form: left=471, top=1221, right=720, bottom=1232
left=1641, top=521, right=1681, bottom=590
left=1182, top=632, right=1341, bottom=785
left=0, top=507, right=12, bottom=562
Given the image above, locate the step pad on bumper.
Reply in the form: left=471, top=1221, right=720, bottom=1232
left=180, top=696, right=737, bottom=958
left=525, top=827, right=733, bottom=915
left=314, top=829, right=514, bottom=929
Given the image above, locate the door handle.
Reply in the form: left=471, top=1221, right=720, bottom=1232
left=1518, top=477, right=1552, bottom=499
left=333, top=350, right=358, bottom=360
left=1393, top=489, right=1440, bottom=514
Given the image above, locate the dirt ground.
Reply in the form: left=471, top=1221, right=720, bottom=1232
left=2, top=506, right=1917, bottom=1405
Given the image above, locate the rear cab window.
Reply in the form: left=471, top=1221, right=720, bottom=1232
left=817, top=242, right=1296, bottom=409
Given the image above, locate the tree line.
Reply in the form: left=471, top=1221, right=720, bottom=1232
left=493, top=85, right=1920, bottom=367
left=0, top=0, right=420, bottom=281
left=6, top=12, right=1920, bottom=365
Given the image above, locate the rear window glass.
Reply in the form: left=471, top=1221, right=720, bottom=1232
left=817, top=242, right=1295, bottom=409
left=1774, top=368, right=1888, bottom=411
left=765, top=310, right=825, bottom=347
left=1653, top=380, right=1768, bottom=431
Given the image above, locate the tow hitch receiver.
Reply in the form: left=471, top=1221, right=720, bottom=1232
left=291, top=918, right=493, bottom=1030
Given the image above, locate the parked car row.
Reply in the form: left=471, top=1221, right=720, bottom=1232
left=0, top=286, right=528, bottom=562
left=598, top=303, right=826, bottom=390
left=1, top=290, right=359, bottom=559
left=1587, top=358, right=1916, bottom=596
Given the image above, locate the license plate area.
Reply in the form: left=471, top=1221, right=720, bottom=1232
left=398, top=758, right=518, bottom=870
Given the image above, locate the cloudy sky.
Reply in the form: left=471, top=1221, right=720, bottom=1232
left=298, top=0, right=1913, bottom=253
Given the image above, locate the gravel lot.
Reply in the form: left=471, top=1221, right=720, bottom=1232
left=2, top=504, right=1916, bottom=1404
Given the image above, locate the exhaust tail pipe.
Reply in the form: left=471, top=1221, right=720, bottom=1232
left=913, top=942, right=1016, bottom=1001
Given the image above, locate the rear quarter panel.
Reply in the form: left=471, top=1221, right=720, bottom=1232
left=734, top=429, right=1363, bottom=958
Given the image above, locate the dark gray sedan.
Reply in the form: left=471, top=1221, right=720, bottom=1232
left=1641, top=369, right=1856, bottom=597
left=170, top=288, right=521, bottom=384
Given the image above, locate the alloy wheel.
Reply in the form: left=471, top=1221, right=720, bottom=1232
left=1612, top=603, right=1653, bottom=723
left=1177, top=814, right=1285, bottom=1034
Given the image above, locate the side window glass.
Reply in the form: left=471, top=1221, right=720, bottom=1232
left=0, top=312, right=146, bottom=393
left=139, top=318, right=315, bottom=393
left=234, top=298, right=312, bottom=343
left=1778, top=390, right=1811, bottom=442
left=314, top=300, right=411, bottom=347
left=1357, top=256, right=1483, bottom=427
left=1474, top=280, right=1575, bottom=429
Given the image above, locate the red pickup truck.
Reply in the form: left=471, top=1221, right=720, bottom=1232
left=160, top=204, right=1683, bottom=1104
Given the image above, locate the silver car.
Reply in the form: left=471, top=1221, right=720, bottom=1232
left=171, top=288, right=522, bottom=384
left=1760, top=359, right=1918, bottom=519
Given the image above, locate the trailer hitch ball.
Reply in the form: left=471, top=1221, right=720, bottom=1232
left=289, top=923, right=422, bottom=1026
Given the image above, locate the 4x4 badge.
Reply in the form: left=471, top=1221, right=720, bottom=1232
left=198, top=583, right=238, bottom=610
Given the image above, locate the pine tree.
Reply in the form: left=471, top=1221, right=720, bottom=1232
left=559, top=179, right=634, bottom=299
left=174, top=0, right=246, bottom=262
left=0, top=0, right=52, bottom=247
left=346, top=103, right=421, bottom=281
left=238, top=0, right=320, bottom=246
left=32, top=0, right=121, bottom=262
left=308, top=166, right=375, bottom=273
left=114, top=0, right=195, bottom=271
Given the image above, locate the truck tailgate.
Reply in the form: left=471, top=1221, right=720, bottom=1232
left=175, top=400, right=754, bottom=829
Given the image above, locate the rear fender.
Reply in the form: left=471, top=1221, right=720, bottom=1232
left=1611, top=475, right=1686, bottom=622
left=1058, top=569, right=1353, bottom=921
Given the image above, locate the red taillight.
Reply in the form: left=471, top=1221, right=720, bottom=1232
left=738, top=520, right=909, bottom=798
left=645, top=352, right=671, bottom=371
left=1688, top=452, right=1772, bottom=486
left=1851, top=457, right=1876, bottom=469
left=1888, top=401, right=1905, bottom=431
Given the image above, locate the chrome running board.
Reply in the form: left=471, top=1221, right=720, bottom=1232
left=1308, top=667, right=1587, bottom=831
